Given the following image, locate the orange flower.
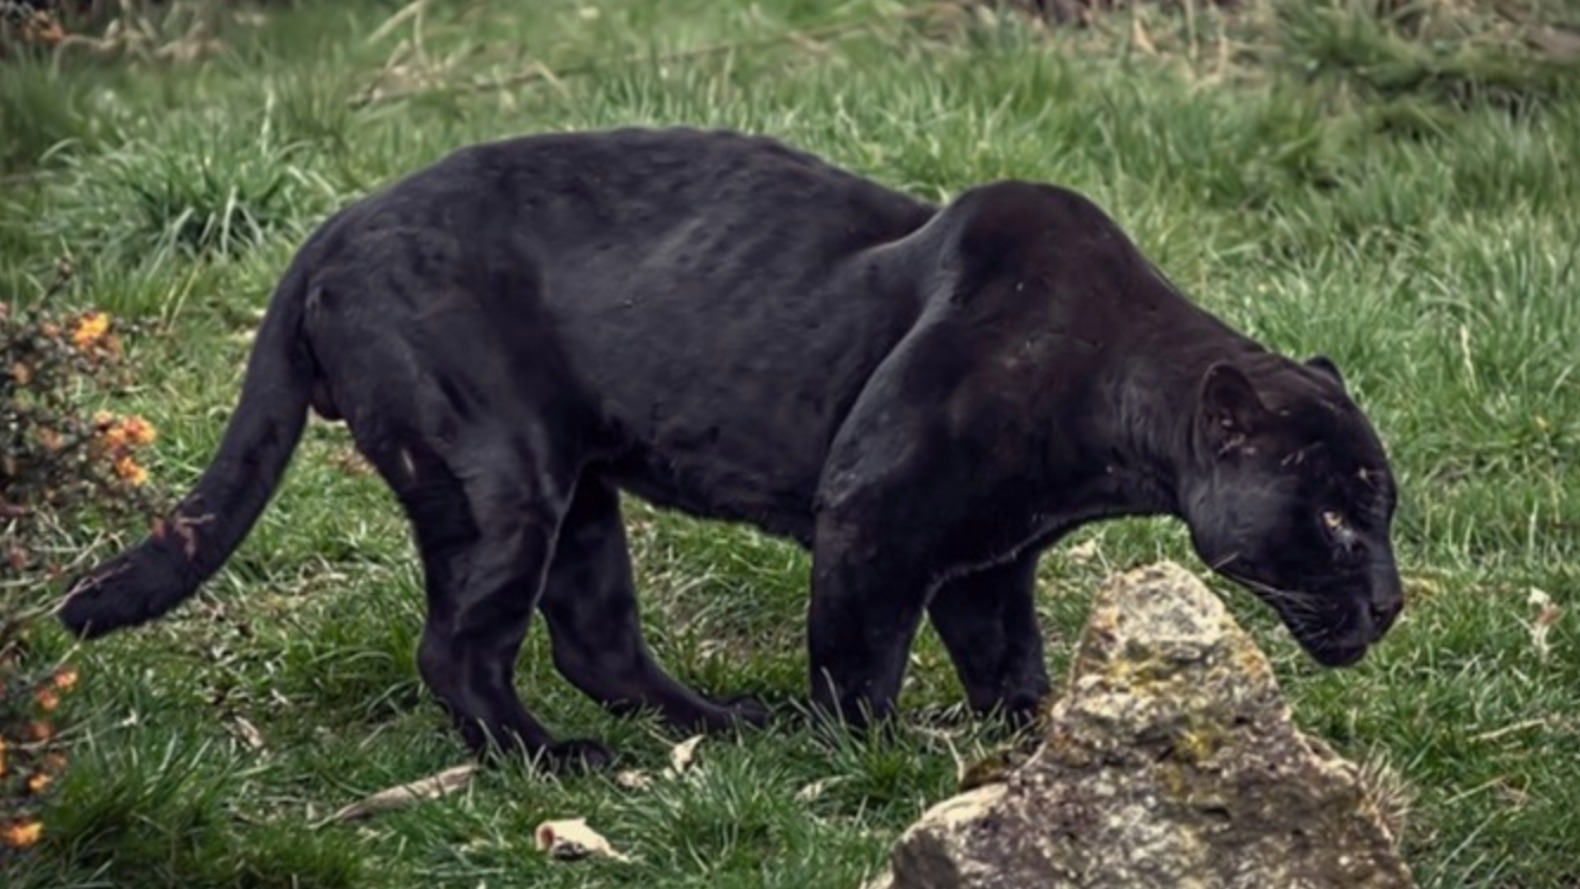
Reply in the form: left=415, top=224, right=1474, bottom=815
left=101, top=423, right=129, bottom=449
left=0, top=738, right=7, bottom=778
left=1, top=820, right=43, bottom=849
left=72, top=311, right=111, bottom=349
left=35, top=688, right=59, bottom=712
left=53, top=668, right=78, bottom=691
left=27, top=772, right=52, bottom=794
left=37, top=427, right=64, bottom=452
left=28, top=721, right=53, bottom=742
left=97, top=415, right=156, bottom=451
left=9, top=361, right=30, bottom=385
left=113, top=454, right=149, bottom=487
left=121, top=416, right=157, bottom=446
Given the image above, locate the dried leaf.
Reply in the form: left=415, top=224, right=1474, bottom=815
left=614, top=769, right=653, bottom=791
left=326, top=764, right=478, bottom=823
left=534, top=818, right=631, bottom=863
left=229, top=715, right=265, bottom=751
left=794, top=775, right=846, bottom=803
left=1526, top=587, right=1562, bottom=662
left=666, top=734, right=703, bottom=778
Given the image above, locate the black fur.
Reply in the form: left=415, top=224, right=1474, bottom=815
left=59, top=127, right=1402, bottom=769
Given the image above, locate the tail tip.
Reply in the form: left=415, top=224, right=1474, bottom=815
left=56, top=545, right=194, bottom=640
left=58, top=575, right=123, bottom=639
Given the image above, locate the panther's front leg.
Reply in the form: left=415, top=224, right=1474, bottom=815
left=806, top=512, right=937, bottom=728
left=804, top=289, right=1051, bottom=730
left=927, top=550, right=1052, bottom=726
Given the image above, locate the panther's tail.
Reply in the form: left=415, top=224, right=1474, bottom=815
left=58, top=263, right=317, bottom=639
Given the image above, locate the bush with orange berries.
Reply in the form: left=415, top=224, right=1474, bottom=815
left=1, top=281, right=163, bottom=858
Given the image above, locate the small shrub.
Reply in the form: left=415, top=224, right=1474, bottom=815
left=0, top=266, right=162, bottom=863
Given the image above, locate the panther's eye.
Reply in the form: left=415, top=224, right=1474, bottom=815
left=1321, top=510, right=1364, bottom=559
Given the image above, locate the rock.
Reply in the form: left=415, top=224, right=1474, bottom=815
left=867, top=561, right=1415, bottom=889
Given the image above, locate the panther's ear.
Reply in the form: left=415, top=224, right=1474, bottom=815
left=1199, top=362, right=1268, bottom=453
left=1306, top=355, right=1346, bottom=390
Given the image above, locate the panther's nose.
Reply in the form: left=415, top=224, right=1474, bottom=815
left=1368, top=589, right=1403, bottom=641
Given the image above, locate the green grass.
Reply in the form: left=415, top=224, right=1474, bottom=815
left=4, top=0, right=1580, bottom=886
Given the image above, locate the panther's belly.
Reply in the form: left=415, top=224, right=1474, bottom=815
left=601, top=444, right=820, bottom=548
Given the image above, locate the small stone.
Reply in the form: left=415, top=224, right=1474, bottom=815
left=867, top=561, right=1416, bottom=889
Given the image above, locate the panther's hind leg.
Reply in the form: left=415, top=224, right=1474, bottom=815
left=357, top=426, right=611, bottom=772
left=306, top=230, right=619, bottom=769
left=538, top=475, right=769, bottom=732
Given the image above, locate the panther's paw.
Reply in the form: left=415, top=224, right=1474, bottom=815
left=715, top=694, right=771, bottom=728
left=663, top=694, right=771, bottom=734
left=540, top=738, right=615, bottom=773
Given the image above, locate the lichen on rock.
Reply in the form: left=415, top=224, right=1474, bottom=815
left=867, top=561, right=1415, bottom=889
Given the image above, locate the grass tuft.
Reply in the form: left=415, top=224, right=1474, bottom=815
left=0, top=59, right=123, bottom=174
left=1276, top=0, right=1580, bottom=109
left=13, top=732, right=361, bottom=889
left=51, top=124, right=329, bottom=260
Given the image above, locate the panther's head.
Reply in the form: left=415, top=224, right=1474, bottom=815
left=1181, top=354, right=1402, bottom=667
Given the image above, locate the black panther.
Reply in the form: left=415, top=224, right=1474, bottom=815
left=59, top=127, right=1402, bottom=770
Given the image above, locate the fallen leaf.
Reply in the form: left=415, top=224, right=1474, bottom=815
left=229, top=715, right=265, bottom=750
left=534, top=818, right=631, bottom=863
left=666, top=734, right=703, bottom=778
left=325, top=764, right=479, bottom=823
left=1526, top=587, right=1562, bottom=662
left=614, top=769, right=653, bottom=791
left=794, top=775, right=847, bottom=803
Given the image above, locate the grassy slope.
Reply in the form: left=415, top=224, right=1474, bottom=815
left=3, top=1, right=1579, bottom=886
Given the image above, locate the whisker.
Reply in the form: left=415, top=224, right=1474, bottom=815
left=1209, top=551, right=1244, bottom=573
left=1220, top=571, right=1328, bottom=612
